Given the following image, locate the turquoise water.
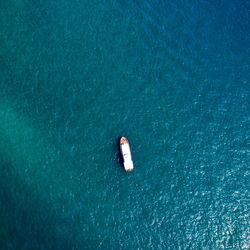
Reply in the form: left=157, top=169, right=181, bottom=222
left=0, top=0, right=249, bottom=249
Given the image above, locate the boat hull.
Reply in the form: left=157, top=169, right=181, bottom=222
left=120, top=137, right=134, bottom=172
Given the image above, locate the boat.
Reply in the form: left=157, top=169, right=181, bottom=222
left=120, top=137, right=134, bottom=172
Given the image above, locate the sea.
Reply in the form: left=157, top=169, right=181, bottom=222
left=0, top=0, right=249, bottom=249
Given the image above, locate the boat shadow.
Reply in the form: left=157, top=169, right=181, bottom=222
left=116, top=136, right=124, bottom=167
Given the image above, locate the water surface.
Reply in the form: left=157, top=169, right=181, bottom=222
left=0, top=0, right=249, bottom=249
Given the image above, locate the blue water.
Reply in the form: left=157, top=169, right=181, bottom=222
left=0, top=0, right=249, bottom=249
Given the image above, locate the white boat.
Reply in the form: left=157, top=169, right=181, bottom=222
left=120, top=137, right=134, bottom=172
